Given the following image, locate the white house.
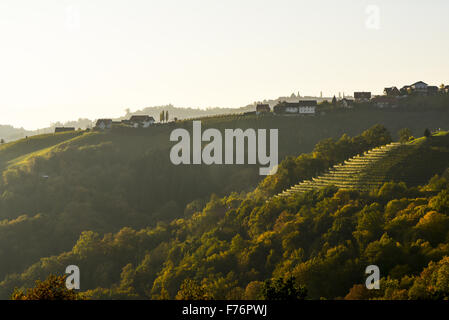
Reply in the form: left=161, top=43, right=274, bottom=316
left=410, top=81, right=428, bottom=94
left=285, top=105, right=299, bottom=113
left=129, top=115, right=155, bottom=128
left=299, top=106, right=316, bottom=114
left=273, top=100, right=317, bottom=115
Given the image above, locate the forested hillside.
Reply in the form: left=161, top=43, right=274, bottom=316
left=0, top=106, right=449, bottom=299
left=1, top=131, right=448, bottom=299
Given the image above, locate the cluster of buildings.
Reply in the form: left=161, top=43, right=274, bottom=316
left=95, top=115, right=155, bottom=130
left=54, top=115, right=156, bottom=133
left=358, top=81, right=448, bottom=108
left=254, top=81, right=448, bottom=114
left=256, top=100, right=318, bottom=116
left=54, top=80, right=447, bottom=133
left=385, top=81, right=448, bottom=96
left=54, top=127, right=76, bottom=133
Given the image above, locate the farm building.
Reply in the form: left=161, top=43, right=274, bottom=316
left=55, top=127, right=75, bottom=133
left=256, top=104, right=270, bottom=115
left=273, top=100, right=317, bottom=115
left=128, top=115, right=155, bottom=128
left=354, top=92, right=371, bottom=102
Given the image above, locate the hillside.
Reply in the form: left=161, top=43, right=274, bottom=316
left=275, top=131, right=449, bottom=198
left=0, top=131, right=84, bottom=171
left=1, top=128, right=448, bottom=300
left=0, top=107, right=449, bottom=299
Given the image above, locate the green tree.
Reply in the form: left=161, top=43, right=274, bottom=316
left=11, top=274, right=85, bottom=300
left=175, top=279, right=212, bottom=300
left=244, top=281, right=264, bottom=300
left=261, top=277, right=307, bottom=300
left=361, top=124, right=392, bottom=147
left=165, top=110, right=169, bottom=122
left=424, top=128, right=431, bottom=138
left=160, top=111, right=165, bottom=123
left=398, top=128, right=412, bottom=143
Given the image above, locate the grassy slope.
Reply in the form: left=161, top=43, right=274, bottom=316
left=384, top=131, right=449, bottom=185
left=0, top=131, right=84, bottom=171
left=2, top=108, right=449, bottom=172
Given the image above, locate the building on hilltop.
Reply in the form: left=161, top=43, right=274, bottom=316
left=273, top=100, right=317, bottom=115
left=371, top=95, right=398, bottom=108
left=427, top=86, right=439, bottom=95
left=384, top=87, right=400, bottom=96
left=398, top=81, right=442, bottom=96
left=354, top=92, right=371, bottom=102
left=256, top=104, right=270, bottom=115
left=400, top=85, right=412, bottom=95
left=410, top=81, right=428, bottom=94
left=128, top=115, right=155, bottom=128
left=55, top=127, right=75, bottom=133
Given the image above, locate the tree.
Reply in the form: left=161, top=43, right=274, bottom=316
left=332, top=95, right=337, bottom=106
left=415, top=211, right=449, bottom=245
left=261, top=277, right=307, bottom=300
left=160, top=111, right=165, bottom=123
left=424, top=128, right=431, bottom=138
left=175, top=279, right=212, bottom=300
left=344, top=284, right=375, bottom=300
left=11, top=274, right=85, bottom=300
left=165, top=110, right=169, bottom=122
left=398, top=128, right=412, bottom=143
left=244, top=281, right=264, bottom=299
left=0, top=138, right=4, bottom=144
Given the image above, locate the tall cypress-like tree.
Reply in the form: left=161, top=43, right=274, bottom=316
left=332, top=95, right=337, bottom=106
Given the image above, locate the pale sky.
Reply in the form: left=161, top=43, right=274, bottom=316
left=1, top=0, right=448, bottom=130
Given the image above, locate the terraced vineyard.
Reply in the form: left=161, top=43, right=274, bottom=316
left=274, top=141, right=412, bottom=199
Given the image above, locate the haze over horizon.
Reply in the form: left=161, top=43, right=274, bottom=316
left=1, top=0, right=448, bottom=130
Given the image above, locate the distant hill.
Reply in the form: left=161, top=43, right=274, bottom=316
left=0, top=125, right=34, bottom=143
left=120, top=104, right=254, bottom=122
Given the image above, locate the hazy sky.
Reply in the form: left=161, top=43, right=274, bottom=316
left=1, top=0, right=448, bottom=129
